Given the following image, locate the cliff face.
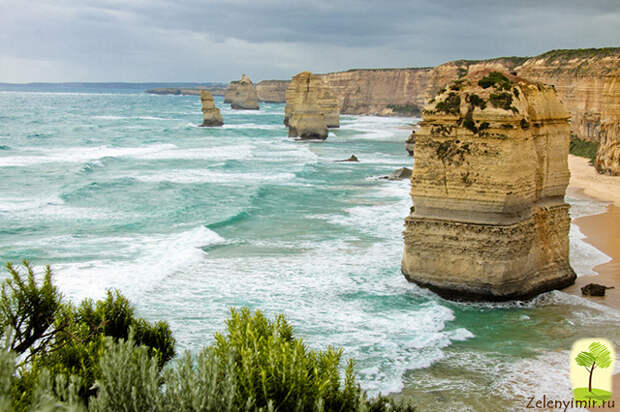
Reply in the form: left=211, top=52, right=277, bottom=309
left=516, top=50, right=620, bottom=175
left=199, top=90, right=223, bottom=127
left=224, top=74, right=260, bottom=110
left=315, top=49, right=620, bottom=174
left=516, top=49, right=620, bottom=145
left=256, top=80, right=289, bottom=102
left=317, top=58, right=525, bottom=116
left=402, top=71, right=576, bottom=300
left=285, top=72, right=340, bottom=129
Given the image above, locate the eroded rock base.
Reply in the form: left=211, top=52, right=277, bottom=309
left=403, top=203, right=576, bottom=301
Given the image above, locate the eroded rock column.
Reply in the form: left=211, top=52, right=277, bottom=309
left=225, top=74, right=259, bottom=110
left=285, top=71, right=340, bottom=135
left=402, top=71, right=576, bottom=300
left=199, top=90, right=223, bottom=127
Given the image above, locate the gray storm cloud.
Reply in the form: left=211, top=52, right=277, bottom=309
left=0, top=0, right=618, bottom=82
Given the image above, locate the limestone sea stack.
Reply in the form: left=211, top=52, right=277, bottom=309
left=288, top=109, right=328, bottom=140
left=402, top=71, right=576, bottom=301
left=224, top=74, right=259, bottom=110
left=285, top=72, right=340, bottom=129
left=199, top=90, right=223, bottom=127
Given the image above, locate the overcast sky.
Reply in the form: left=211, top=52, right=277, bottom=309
left=1, top=0, right=618, bottom=83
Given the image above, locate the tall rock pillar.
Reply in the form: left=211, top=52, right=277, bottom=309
left=199, top=90, right=223, bottom=127
left=402, top=71, right=576, bottom=300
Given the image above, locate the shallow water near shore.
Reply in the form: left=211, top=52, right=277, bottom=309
left=1, top=87, right=618, bottom=411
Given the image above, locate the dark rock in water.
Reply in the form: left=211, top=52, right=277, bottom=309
left=581, top=283, right=614, bottom=296
left=381, top=167, right=412, bottom=180
left=336, top=155, right=359, bottom=162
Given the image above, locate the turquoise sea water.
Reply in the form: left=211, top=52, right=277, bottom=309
left=1, top=87, right=618, bottom=411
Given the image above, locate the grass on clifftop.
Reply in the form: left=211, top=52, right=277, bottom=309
left=538, top=47, right=620, bottom=61
left=570, top=137, right=598, bottom=162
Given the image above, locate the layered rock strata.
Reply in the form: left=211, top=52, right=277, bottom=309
left=516, top=49, right=620, bottom=175
left=199, top=90, right=223, bottom=127
left=402, top=71, right=576, bottom=301
left=287, top=109, right=328, bottom=140
left=224, top=74, right=259, bottom=110
left=318, top=58, right=526, bottom=116
left=256, top=80, right=289, bottom=102
left=285, top=72, right=340, bottom=129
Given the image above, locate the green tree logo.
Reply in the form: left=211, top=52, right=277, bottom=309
left=574, top=341, right=613, bottom=402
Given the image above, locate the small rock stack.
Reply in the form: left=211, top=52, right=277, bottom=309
left=199, top=90, right=223, bottom=127
left=224, top=74, right=259, bottom=110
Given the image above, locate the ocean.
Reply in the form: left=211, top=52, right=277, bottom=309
left=0, top=85, right=618, bottom=411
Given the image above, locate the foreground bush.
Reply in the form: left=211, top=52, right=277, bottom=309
left=2, top=263, right=415, bottom=411
left=1, top=261, right=175, bottom=410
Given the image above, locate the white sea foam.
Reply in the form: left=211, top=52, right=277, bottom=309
left=338, top=115, right=415, bottom=141
left=569, top=223, right=611, bottom=276
left=135, top=144, right=253, bottom=161
left=92, top=115, right=179, bottom=121
left=0, top=144, right=177, bottom=167
left=130, top=169, right=295, bottom=184
left=0, top=143, right=255, bottom=166
left=0, top=195, right=65, bottom=213
left=53, top=226, right=223, bottom=302
left=223, top=123, right=283, bottom=130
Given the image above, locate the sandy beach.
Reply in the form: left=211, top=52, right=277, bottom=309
left=566, top=155, right=620, bottom=207
left=563, top=155, right=620, bottom=410
left=564, top=155, right=620, bottom=308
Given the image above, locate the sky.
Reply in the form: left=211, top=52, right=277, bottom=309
left=1, top=0, right=619, bottom=83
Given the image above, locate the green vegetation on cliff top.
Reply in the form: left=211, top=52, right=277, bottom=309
left=538, top=47, right=620, bottom=61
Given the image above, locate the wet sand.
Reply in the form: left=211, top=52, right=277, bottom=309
left=563, top=154, right=620, bottom=309
left=563, top=204, right=620, bottom=310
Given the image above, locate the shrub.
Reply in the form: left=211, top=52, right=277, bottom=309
left=435, top=93, right=461, bottom=115
left=0, top=262, right=175, bottom=410
left=88, top=335, right=162, bottom=412
left=462, top=111, right=477, bottom=133
left=2, top=264, right=416, bottom=411
left=569, top=137, right=598, bottom=162
left=467, top=94, right=486, bottom=110
left=520, top=119, right=530, bottom=129
left=478, top=71, right=511, bottom=90
left=489, top=92, right=514, bottom=111
left=213, top=307, right=362, bottom=411
left=386, top=104, right=420, bottom=116
left=0, top=261, right=62, bottom=357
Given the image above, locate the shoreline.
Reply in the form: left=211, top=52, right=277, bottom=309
left=562, top=155, right=620, bottom=309
left=564, top=155, right=620, bottom=411
left=566, top=155, right=620, bottom=207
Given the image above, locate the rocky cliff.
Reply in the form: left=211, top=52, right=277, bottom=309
left=224, top=74, right=260, bottom=110
left=285, top=72, right=340, bottom=129
left=199, top=90, right=223, bottom=127
left=256, top=80, right=289, bottom=102
left=402, top=71, right=576, bottom=300
left=516, top=49, right=620, bottom=175
left=317, top=58, right=526, bottom=116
